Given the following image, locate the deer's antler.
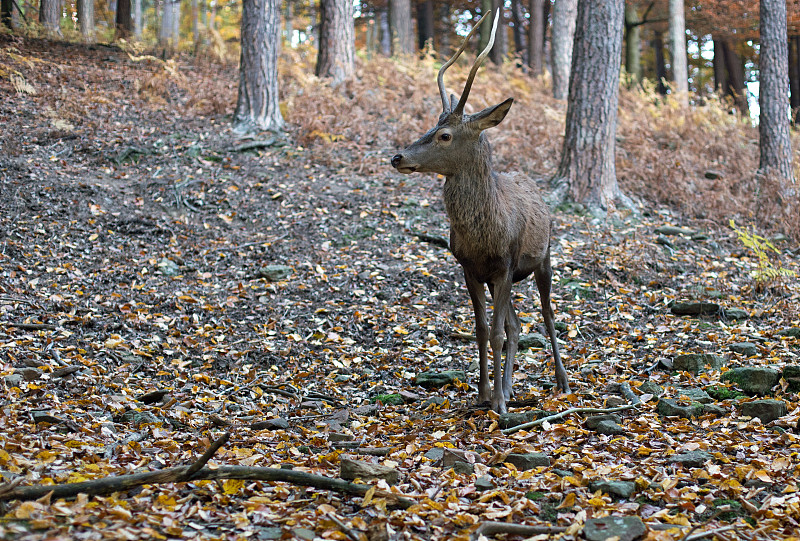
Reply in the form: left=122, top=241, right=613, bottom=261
left=437, top=9, right=499, bottom=115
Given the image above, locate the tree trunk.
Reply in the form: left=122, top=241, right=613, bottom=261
left=416, top=0, right=434, bottom=51
left=192, top=0, right=199, bottom=49
left=284, top=0, right=293, bottom=42
left=171, top=0, right=180, bottom=46
left=789, top=36, right=800, bottom=125
left=489, top=0, right=506, bottom=64
left=668, top=0, right=688, bottom=105
left=653, top=31, right=667, bottom=94
left=315, top=0, right=354, bottom=84
left=478, top=0, right=492, bottom=52
left=234, top=0, right=284, bottom=133
left=389, top=0, right=413, bottom=55
left=379, top=8, right=391, bottom=56
left=77, top=0, right=94, bottom=39
left=551, top=0, right=625, bottom=214
left=510, top=0, right=526, bottom=63
left=116, top=0, right=132, bottom=38
left=528, top=0, right=544, bottom=74
left=134, top=0, right=142, bottom=37
left=1, top=0, right=12, bottom=29
left=39, top=0, right=61, bottom=34
left=758, top=0, right=794, bottom=188
left=160, top=0, right=173, bottom=47
left=624, top=2, right=641, bottom=84
left=720, top=39, right=748, bottom=115
left=438, top=2, right=451, bottom=56
left=550, top=0, right=577, bottom=100
left=712, top=37, right=727, bottom=95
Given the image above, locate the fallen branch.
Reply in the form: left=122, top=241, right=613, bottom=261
left=620, top=382, right=642, bottom=406
left=184, top=431, right=229, bottom=480
left=502, top=405, right=636, bottom=434
left=331, top=444, right=393, bottom=456
left=683, top=526, right=738, bottom=541
left=474, top=521, right=567, bottom=538
left=226, top=139, right=276, bottom=152
left=3, top=322, right=57, bottom=331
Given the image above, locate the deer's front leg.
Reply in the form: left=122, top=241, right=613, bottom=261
left=489, top=276, right=513, bottom=413
left=464, top=271, right=490, bottom=404
left=502, top=299, right=520, bottom=401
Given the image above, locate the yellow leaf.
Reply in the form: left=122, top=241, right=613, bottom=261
left=0, top=449, right=10, bottom=464
left=754, top=470, right=772, bottom=483
left=223, top=479, right=245, bottom=495
left=587, top=497, right=606, bottom=507
left=362, top=485, right=376, bottom=506
left=556, top=492, right=576, bottom=509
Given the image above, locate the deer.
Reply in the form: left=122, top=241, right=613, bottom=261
left=390, top=9, right=569, bottom=413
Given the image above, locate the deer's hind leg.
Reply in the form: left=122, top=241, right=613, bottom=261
left=533, top=252, right=570, bottom=393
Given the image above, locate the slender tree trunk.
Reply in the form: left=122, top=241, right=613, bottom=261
left=39, top=0, right=62, bottom=34
left=416, top=0, right=433, bottom=51
left=528, top=0, right=544, bottom=74
left=160, top=0, right=173, bottom=46
left=478, top=0, right=492, bottom=51
left=624, top=3, right=641, bottom=84
left=1, top=0, right=12, bottom=28
left=192, top=0, right=199, bottom=49
left=379, top=8, right=391, bottom=56
left=315, top=0, right=354, bottom=84
left=653, top=31, right=667, bottom=94
left=438, top=2, right=451, bottom=56
left=712, top=37, right=727, bottom=95
left=552, top=0, right=625, bottom=214
left=389, top=0, right=413, bottom=55
left=133, top=0, right=142, bottom=37
left=283, top=0, right=293, bottom=42
left=489, top=0, right=506, bottom=64
left=510, top=0, right=526, bottom=63
left=720, top=39, right=748, bottom=115
left=789, top=36, right=800, bottom=126
left=116, top=0, right=132, bottom=38
left=234, top=0, right=284, bottom=133
left=550, top=0, right=577, bottom=100
left=77, top=0, right=94, bottom=39
left=668, top=0, right=688, bottom=104
left=172, top=0, right=180, bottom=46
left=758, top=0, right=794, bottom=189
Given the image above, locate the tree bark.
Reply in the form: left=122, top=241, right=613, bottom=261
left=39, top=0, right=61, bottom=34
left=315, top=0, right=355, bottom=84
left=489, top=0, right=506, bottom=64
left=116, top=0, right=132, bottom=38
left=624, top=2, right=641, bottom=84
left=379, top=8, right=391, bottom=56
left=159, top=0, right=173, bottom=47
left=528, top=0, right=544, bottom=74
left=234, top=0, right=284, bottom=133
left=789, top=36, right=800, bottom=125
left=550, top=0, right=577, bottom=100
left=133, top=0, right=142, bottom=37
left=479, top=0, right=492, bottom=52
left=172, top=0, right=180, bottom=46
left=758, top=0, right=794, bottom=188
left=551, top=0, right=625, bottom=214
left=283, top=0, right=293, bottom=42
left=438, top=1, right=451, bottom=56
left=712, top=37, right=727, bottom=95
left=416, top=0, right=434, bottom=51
left=77, top=0, right=94, bottom=39
left=389, top=0, right=413, bottom=55
left=653, top=31, right=667, bottom=94
left=1, top=0, right=12, bottom=28
left=720, top=39, right=748, bottom=115
left=510, top=0, right=526, bottom=63
left=668, top=0, right=688, bottom=105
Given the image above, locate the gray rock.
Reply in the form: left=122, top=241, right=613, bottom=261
left=721, top=367, right=781, bottom=396
left=638, top=381, right=664, bottom=397
left=453, top=461, right=475, bottom=475
left=505, top=453, right=550, bottom=470
left=589, top=480, right=636, bottom=499
left=441, top=449, right=481, bottom=469
left=729, top=342, right=758, bottom=357
left=671, top=302, right=720, bottom=316
left=250, top=417, right=290, bottom=430
left=585, top=414, right=622, bottom=430
left=291, top=528, right=316, bottom=541
left=4, top=374, right=23, bottom=387
left=258, top=265, right=293, bottom=282
left=120, top=410, right=162, bottom=427
left=702, top=404, right=729, bottom=416
left=656, top=398, right=704, bottom=418
left=595, top=420, right=626, bottom=436
left=424, top=448, right=445, bottom=462
left=655, top=226, right=695, bottom=236
left=421, top=396, right=447, bottom=408
left=17, top=367, right=43, bottom=381
left=32, top=411, right=65, bottom=425
left=778, top=328, right=800, bottom=338
left=782, top=366, right=800, bottom=392
left=414, top=370, right=466, bottom=389
left=740, top=399, right=787, bottom=424
left=606, top=396, right=627, bottom=407
left=339, top=458, right=399, bottom=484
left=255, top=527, right=283, bottom=540
left=475, top=475, right=494, bottom=491
left=328, top=432, right=354, bottom=442
left=675, top=387, right=713, bottom=404
left=519, top=333, right=548, bottom=350
left=499, top=410, right=548, bottom=429
left=156, top=258, right=181, bottom=276
left=668, top=451, right=712, bottom=468
left=724, top=308, right=749, bottom=320
left=583, top=516, right=646, bottom=541
left=673, top=353, right=725, bottom=374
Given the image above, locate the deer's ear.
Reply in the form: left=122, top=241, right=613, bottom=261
left=468, top=98, right=513, bottom=131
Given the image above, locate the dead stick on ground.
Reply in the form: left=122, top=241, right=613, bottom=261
left=0, top=466, right=416, bottom=508
left=502, top=405, right=636, bottom=435
left=474, top=521, right=568, bottom=537
left=183, top=431, right=230, bottom=480
left=683, top=526, right=738, bottom=541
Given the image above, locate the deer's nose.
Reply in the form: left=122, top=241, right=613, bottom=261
left=391, top=154, right=403, bottom=168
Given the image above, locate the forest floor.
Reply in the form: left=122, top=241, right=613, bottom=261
left=1, top=35, right=800, bottom=541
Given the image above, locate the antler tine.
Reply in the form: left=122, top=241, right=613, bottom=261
left=437, top=10, right=493, bottom=113
left=452, top=8, right=499, bottom=116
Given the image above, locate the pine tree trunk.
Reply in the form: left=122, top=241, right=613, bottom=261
left=668, top=0, right=688, bottom=104
left=712, top=37, right=727, bottom=95
left=489, top=0, right=506, bottom=64
left=758, top=0, right=794, bottom=187
left=510, top=0, right=526, bottom=63
left=438, top=2, right=451, bottom=56
left=389, top=0, right=412, bottom=55
left=134, top=0, right=142, bottom=37
left=720, top=39, right=748, bottom=115
left=116, top=0, right=132, bottom=38
left=788, top=36, right=800, bottom=125
left=77, top=0, right=94, bottom=39
left=379, top=8, right=391, bottom=56
left=528, top=0, right=544, bottom=74
left=171, top=0, right=180, bottom=46
left=624, top=3, right=641, bottom=84
left=552, top=0, right=625, bottom=213
left=315, top=0, right=354, bottom=84
left=653, top=31, right=667, bottom=94
left=39, top=0, right=62, bottom=34
left=478, top=0, right=491, bottom=52
left=160, top=0, right=172, bottom=47
left=550, top=0, right=577, bottom=100
left=416, top=0, right=433, bottom=51
left=234, top=0, right=284, bottom=133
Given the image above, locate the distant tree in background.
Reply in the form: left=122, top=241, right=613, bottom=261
left=234, top=0, right=284, bottom=133
left=1, top=0, right=12, bottom=28
left=77, top=0, right=94, bottom=40
left=528, top=0, right=545, bottom=75
left=416, top=0, right=434, bottom=51
left=389, top=0, right=412, bottom=55
left=116, top=0, right=132, bottom=38
left=552, top=0, right=625, bottom=214
left=790, top=37, right=800, bottom=125
left=624, top=2, right=642, bottom=83
left=758, top=0, right=794, bottom=190
left=550, top=0, right=577, bottom=100
left=316, top=0, right=354, bottom=84
left=39, top=0, right=61, bottom=34
left=668, top=0, right=688, bottom=105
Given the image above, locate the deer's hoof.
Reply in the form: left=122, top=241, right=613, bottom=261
left=491, top=396, right=507, bottom=414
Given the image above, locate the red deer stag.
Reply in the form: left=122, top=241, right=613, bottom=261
left=390, top=10, right=569, bottom=413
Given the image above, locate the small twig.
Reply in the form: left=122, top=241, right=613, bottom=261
left=620, top=382, right=642, bottom=406
left=226, top=139, right=276, bottom=152
left=474, top=521, right=568, bottom=537
left=183, top=431, right=230, bottom=480
left=326, top=512, right=361, bottom=541
left=683, top=526, right=739, bottom=541
left=502, top=404, right=636, bottom=434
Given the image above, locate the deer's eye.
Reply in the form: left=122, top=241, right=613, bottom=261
left=440, top=133, right=452, bottom=142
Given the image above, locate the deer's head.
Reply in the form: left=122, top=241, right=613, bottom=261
left=391, top=10, right=512, bottom=178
